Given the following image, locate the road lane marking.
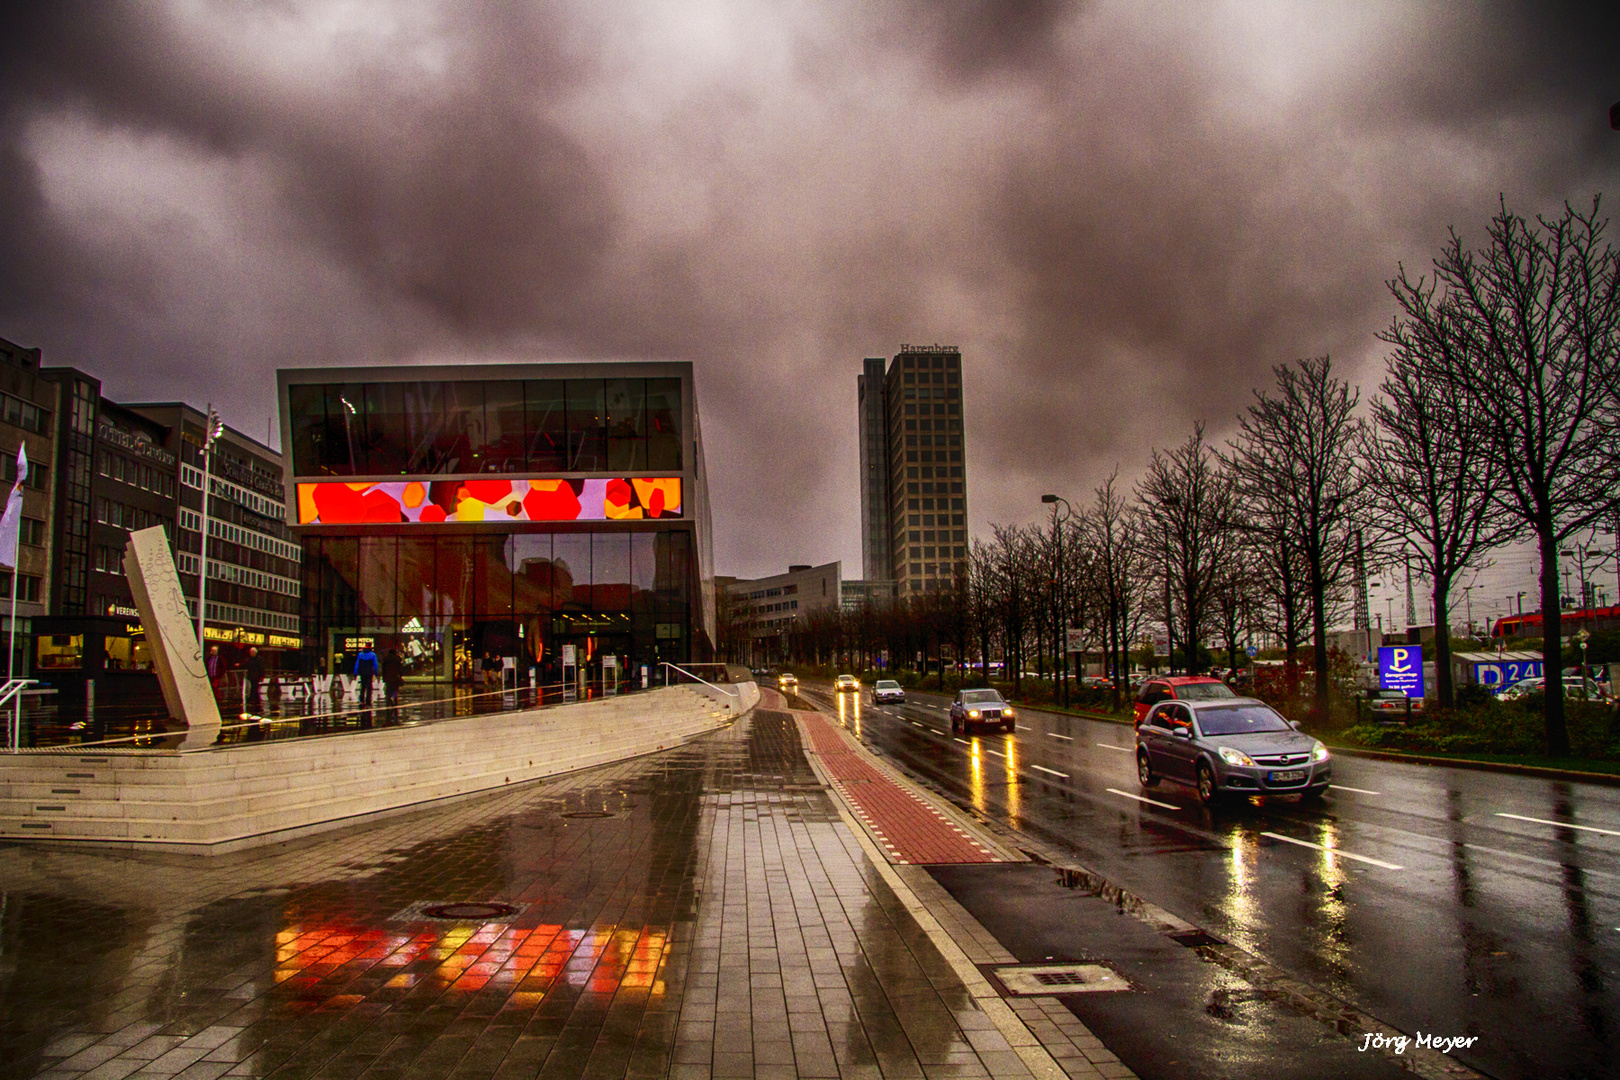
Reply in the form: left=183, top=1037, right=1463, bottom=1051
left=1106, top=788, right=1179, bottom=810
left=1046, top=732, right=1073, bottom=741
left=1017, top=724, right=1032, bottom=731
left=983, top=748, right=1006, bottom=758
left=1095, top=743, right=1132, bottom=752
left=1260, top=831, right=1404, bottom=870
left=1329, top=785, right=1381, bottom=795
left=953, top=738, right=970, bottom=746
left=911, top=722, right=928, bottom=729
left=1031, top=765, right=1068, bottom=779
left=1462, top=842, right=1620, bottom=881
left=1496, top=813, right=1620, bottom=837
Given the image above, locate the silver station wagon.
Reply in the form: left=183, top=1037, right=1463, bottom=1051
left=1135, top=697, right=1330, bottom=804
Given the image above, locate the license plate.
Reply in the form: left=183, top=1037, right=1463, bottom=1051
left=1269, top=770, right=1306, bottom=783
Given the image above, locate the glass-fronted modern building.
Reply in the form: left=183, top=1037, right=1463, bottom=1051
left=277, top=362, right=714, bottom=686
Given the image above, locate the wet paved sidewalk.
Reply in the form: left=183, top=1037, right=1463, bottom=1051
left=1, top=701, right=1131, bottom=1080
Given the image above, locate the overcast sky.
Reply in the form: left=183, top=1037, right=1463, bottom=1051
left=2, top=1, right=1617, bottom=590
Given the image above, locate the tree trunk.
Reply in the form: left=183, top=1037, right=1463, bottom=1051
left=1539, top=530, right=1568, bottom=756
left=1432, top=575, right=1455, bottom=710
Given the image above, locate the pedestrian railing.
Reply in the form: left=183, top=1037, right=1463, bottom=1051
left=660, top=662, right=737, bottom=697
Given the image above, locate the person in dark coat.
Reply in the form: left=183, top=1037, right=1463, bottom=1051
left=244, top=646, right=265, bottom=710
left=382, top=648, right=404, bottom=709
left=354, top=644, right=380, bottom=706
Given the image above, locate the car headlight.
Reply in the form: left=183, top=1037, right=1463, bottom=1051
left=968, top=710, right=980, bottom=719
left=1004, top=708, right=1015, bottom=717
left=1311, top=740, right=1331, bottom=762
left=1218, top=746, right=1257, bottom=767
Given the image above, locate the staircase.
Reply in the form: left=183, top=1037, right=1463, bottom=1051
left=0, top=685, right=739, bottom=853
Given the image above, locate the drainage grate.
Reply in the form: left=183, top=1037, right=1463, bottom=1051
left=422, top=902, right=519, bottom=921
left=1168, top=929, right=1224, bottom=948
left=990, top=963, right=1129, bottom=995
left=561, top=810, right=614, bottom=819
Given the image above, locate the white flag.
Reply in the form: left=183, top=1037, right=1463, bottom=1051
left=0, top=488, right=19, bottom=574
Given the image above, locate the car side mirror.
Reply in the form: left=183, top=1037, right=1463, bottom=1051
left=1170, top=726, right=1190, bottom=738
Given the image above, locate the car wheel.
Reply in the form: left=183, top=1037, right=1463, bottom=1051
left=1196, top=762, right=1221, bottom=805
left=1301, top=785, right=1327, bottom=803
left=951, top=715, right=961, bottom=734
left=1137, top=751, right=1158, bottom=788
left=1004, top=720, right=1015, bottom=734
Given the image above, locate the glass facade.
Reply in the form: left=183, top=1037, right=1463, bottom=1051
left=301, top=530, right=692, bottom=684
left=286, top=377, right=683, bottom=477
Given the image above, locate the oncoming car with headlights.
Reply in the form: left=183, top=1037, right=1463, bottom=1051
left=1135, top=698, right=1330, bottom=804
left=950, top=689, right=1015, bottom=734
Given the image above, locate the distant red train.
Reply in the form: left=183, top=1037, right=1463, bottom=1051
left=1492, top=605, right=1620, bottom=638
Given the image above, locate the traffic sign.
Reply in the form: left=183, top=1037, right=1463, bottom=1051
left=1245, top=644, right=1258, bottom=659
left=1378, top=645, right=1424, bottom=696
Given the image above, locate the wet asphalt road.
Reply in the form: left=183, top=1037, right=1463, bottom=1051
left=800, top=683, right=1620, bottom=1080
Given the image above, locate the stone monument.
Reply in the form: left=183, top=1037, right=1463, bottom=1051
left=124, top=526, right=222, bottom=745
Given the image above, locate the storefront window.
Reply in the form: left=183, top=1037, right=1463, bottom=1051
left=553, top=533, right=591, bottom=607
left=37, top=635, right=83, bottom=670
left=592, top=531, right=630, bottom=612
left=103, top=634, right=152, bottom=672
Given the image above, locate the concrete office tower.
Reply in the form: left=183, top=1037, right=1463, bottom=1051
left=857, top=358, right=892, bottom=582
left=858, top=346, right=967, bottom=597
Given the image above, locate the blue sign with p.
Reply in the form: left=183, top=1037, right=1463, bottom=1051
left=1379, top=646, right=1424, bottom=697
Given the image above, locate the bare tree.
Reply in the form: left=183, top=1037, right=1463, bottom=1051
left=1228, top=357, right=1365, bottom=711
left=1080, top=471, right=1144, bottom=709
left=1137, top=425, right=1240, bottom=675
left=1389, top=198, right=1620, bottom=753
left=1367, top=301, right=1513, bottom=708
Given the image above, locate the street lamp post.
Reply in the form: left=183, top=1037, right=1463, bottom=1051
left=195, top=406, right=224, bottom=648
left=1041, top=494, right=1073, bottom=707
left=1576, top=628, right=1591, bottom=701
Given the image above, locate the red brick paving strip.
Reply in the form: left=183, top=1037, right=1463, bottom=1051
left=796, top=708, right=999, bottom=865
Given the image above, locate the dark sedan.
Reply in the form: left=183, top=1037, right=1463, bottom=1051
left=1136, top=697, right=1330, bottom=804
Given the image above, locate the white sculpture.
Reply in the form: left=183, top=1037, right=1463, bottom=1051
left=123, top=526, right=222, bottom=745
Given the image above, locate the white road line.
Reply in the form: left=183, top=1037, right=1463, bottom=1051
left=1260, top=831, right=1405, bottom=870
left=1031, top=765, right=1069, bottom=779
left=911, top=721, right=927, bottom=729
left=983, top=748, right=1005, bottom=759
left=1017, top=724, right=1032, bottom=731
left=953, top=738, right=970, bottom=746
left=1496, top=813, right=1620, bottom=838
left=1046, top=732, right=1073, bottom=742
left=1106, top=787, right=1179, bottom=810
left=1330, top=785, right=1381, bottom=796
left=1462, top=842, right=1620, bottom=881
left=1095, top=743, right=1132, bottom=752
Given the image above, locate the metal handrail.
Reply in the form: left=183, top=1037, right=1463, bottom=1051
left=3, top=678, right=39, bottom=752
left=661, top=662, right=737, bottom=697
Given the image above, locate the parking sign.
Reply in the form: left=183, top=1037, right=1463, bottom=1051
left=1378, top=645, right=1424, bottom=697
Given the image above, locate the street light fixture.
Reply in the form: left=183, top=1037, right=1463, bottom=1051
left=195, top=405, right=224, bottom=648
left=1041, top=494, right=1073, bottom=705
left=1575, top=627, right=1591, bottom=701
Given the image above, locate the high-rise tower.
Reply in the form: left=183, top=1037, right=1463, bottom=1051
left=857, top=345, right=967, bottom=597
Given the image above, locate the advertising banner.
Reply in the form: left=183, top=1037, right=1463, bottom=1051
left=297, top=477, right=682, bottom=524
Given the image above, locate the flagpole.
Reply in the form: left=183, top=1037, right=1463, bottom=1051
left=6, top=443, right=23, bottom=752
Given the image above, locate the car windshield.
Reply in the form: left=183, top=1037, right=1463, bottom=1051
left=1196, top=704, right=1293, bottom=736
left=876, top=681, right=900, bottom=689
left=962, top=690, right=1003, bottom=704
left=1176, top=682, right=1237, bottom=701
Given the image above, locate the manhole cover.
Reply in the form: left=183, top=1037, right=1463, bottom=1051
left=989, top=963, right=1130, bottom=995
left=421, top=902, right=519, bottom=921
left=561, top=810, right=614, bottom=819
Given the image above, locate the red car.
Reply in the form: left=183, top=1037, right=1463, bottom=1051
left=1133, top=676, right=1237, bottom=727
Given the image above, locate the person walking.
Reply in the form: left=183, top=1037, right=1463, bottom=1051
left=206, top=645, right=223, bottom=691
left=382, top=648, right=404, bottom=711
left=354, top=643, right=380, bottom=706
left=244, top=646, right=265, bottom=711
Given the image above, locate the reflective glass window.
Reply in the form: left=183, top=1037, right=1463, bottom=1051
left=322, top=384, right=369, bottom=475
left=630, top=531, right=657, bottom=613
left=482, top=381, right=526, bottom=472
left=552, top=533, right=591, bottom=607
left=524, top=381, right=568, bottom=471
left=432, top=383, right=482, bottom=473
left=508, top=533, right=561, bottom=613
left=435, top=539, right=474, bottom=621
left=645, top=378, right=681, bottom=470
left=605, top=379, right=645, bottom=471
left=565, top=379, right=605, bottom=471
left=396, top=538, right=438, bottom=627
left=365, top=383, right=411, bottom=476
left=320, top=538, right=362, bottom=623
left=288, top=384, right=328, bottom=477
left=358, top=536, right=397, bottom=618
left=474, top=538, right=513, bottom=616
left=592, top=531, right=631, bottom=611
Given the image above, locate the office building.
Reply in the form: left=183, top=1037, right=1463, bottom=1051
left=840, top=578, right=896, bottom=612
left=723, top=562, right=841, bottom=665
left=278, top=362, right=714, bottom=685
left=29, top=373, right=298, bottom=683
left=0, top=338, right=58, bottom=674
left=857, top=345, right=968, bottom=596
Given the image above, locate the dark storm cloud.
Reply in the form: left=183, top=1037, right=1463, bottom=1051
left=0, top=1, right=1616, bottom=577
